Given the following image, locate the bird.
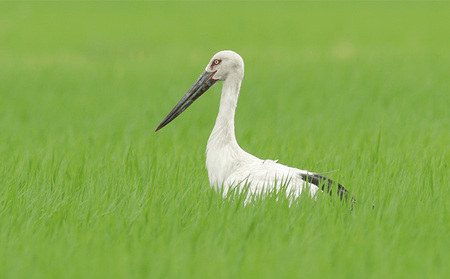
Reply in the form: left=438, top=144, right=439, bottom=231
left=156, top=50, right=352, bottom=205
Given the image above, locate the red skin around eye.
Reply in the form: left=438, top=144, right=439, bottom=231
left=211, top=59, right=222, bottom=69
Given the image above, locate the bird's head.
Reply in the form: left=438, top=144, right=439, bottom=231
left=205, top=50, right=244, bottom=81
left=155, top=50, right=244, bottom=132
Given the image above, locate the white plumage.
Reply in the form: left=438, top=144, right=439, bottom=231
left=156, top=50, right=349, bottom=204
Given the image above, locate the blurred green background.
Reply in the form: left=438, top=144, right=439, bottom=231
left=0, top=1, right=449, bottom=279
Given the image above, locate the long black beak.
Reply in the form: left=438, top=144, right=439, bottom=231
left=155, top=70, right=217, bottom=132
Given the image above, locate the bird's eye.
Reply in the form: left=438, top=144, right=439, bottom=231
left=213, top=59, right=221, bottom=65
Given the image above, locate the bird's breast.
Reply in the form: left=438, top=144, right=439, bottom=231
left=206, top=142, right=241, bottom=188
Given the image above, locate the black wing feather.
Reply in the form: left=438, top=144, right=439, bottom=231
left=300, top=173, right=356, bottom=203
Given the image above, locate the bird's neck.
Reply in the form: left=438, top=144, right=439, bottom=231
left=206, top=76, right=247, bottom=186
left=212, top=77, right=240, bottom=144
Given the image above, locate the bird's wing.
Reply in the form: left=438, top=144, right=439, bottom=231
left=225, top=159, right=354, bottom=204
left=225, top=159, right=319, bottom=198
left=300, top=172, right=354, bottom=202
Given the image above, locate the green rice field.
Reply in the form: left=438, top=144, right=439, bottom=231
left=0, top=1, right=449, bottom=278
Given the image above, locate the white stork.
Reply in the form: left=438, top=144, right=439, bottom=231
left=156, top=50, right=352, bottom=204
